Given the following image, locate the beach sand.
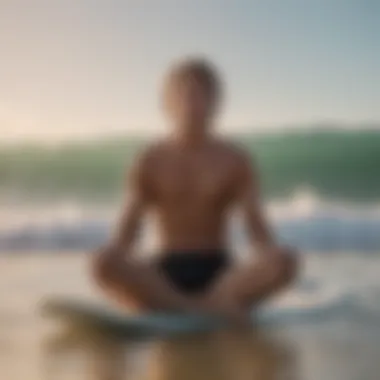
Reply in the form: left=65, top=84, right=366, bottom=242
left=1, top=252, right=380, bottom=380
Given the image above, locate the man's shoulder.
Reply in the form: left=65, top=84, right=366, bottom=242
left=135, top=140, right=168, bottom=162
left=212, top=138, right=252, bottom=165
left=128, top=141, right=164, bottom=176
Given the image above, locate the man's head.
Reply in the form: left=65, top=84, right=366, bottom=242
left=163, top=57, right=222, bottom=134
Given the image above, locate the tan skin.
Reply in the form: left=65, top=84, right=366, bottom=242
left=93, top=68, right=298, bottom=321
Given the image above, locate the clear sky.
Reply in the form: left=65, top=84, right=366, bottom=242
left=0, top=0, right=379, bottom=141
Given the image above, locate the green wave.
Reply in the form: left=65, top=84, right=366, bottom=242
left=0, top=129, right=379, bottom=202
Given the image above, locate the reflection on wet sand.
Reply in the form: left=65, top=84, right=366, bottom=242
left=42, top=327, right=297, bottom=380
left=42, top=327, right=128, bottom=380
left=150, top=329, right=297, bottom=380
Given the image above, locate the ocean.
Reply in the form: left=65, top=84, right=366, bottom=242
left=1, top=129, right=380, bottom=379
left=1, top=129, right=380, bottom=252
left=1, top=129, right=380, bottom=202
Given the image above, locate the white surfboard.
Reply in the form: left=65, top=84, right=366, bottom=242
left=41, top=293, right=348, bottom=338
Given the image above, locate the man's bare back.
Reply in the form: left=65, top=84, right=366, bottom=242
left=92, top=58, right=298, bottom=322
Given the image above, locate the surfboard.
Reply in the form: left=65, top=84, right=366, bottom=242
left=41, top=293, right=348, bottom=338
left=41, top=298, right=226, bottom=338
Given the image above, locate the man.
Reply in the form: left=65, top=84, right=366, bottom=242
left=93, top=58, right=298, bottom=322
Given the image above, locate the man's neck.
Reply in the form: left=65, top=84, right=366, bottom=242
left=172, top=124, right=212, bottom=148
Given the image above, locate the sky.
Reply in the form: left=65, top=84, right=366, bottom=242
left=0, top=0, right=379, bottom=142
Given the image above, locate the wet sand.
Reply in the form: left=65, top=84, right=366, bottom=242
left=1, top=253, right=380, bottom=380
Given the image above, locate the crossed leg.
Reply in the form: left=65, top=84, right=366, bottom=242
left=205, top=248, right=299, bottom=318
left=92, top=247, right=298, bottom=317
left=92, top=248, right=197, bottom=312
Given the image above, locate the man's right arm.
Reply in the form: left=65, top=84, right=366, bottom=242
left=100, top=149, right=153, bottom=257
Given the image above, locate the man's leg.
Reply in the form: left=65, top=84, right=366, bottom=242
left=92, top=249, right=198, bottom=312
left=92, top=247, right=298, bottom=319
left=208, top=248, right=298, bottom=311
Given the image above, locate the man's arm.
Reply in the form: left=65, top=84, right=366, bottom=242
left=110, top=151, right=152, bottom=255
left=235, top=154, right=276, bottom=252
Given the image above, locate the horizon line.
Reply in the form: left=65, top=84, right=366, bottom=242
left=1, top=120, right=380, bottom=148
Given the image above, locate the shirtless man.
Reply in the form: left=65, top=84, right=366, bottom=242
left=93, top=58, right=298, bottom=321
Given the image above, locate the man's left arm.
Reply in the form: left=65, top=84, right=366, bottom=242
left=233, top=152, right=298, bottom=291
left=235, top=154, right=277, bottom=253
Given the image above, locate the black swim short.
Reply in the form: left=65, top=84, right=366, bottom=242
left=157, top=249, right=230, bottom=294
